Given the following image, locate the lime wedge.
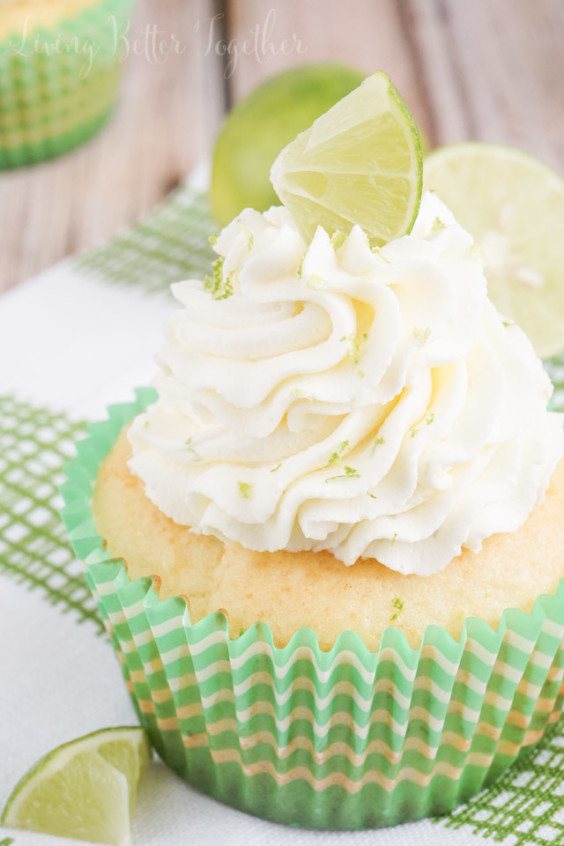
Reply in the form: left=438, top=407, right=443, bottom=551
left=211, top=63, right=367, bottom=226
left=424, top=142, right=564, bottom=359
left=270, top=71, right=423, bottom=247
left=1, top=727, right=150, bottom=845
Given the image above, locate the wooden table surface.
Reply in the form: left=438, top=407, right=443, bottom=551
left=0, top=0, right=563, bottom=294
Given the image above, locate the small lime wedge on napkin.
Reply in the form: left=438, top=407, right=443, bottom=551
left=1, top=727, right=150, bottom=845
left=211, top=62, right=367, bottom=225
left=270, top=70, right=423, bottom=247
left=424, top=142, right=564, bottom=359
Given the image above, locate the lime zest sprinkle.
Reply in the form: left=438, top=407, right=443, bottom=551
left=208, top=233, right=219, bottom=247
left=238, top=481, right=253, bottom=498
left=371, top=244, right=391, bottom=262
left=413, top=326, right=431, bottom=343
left=237, top=223, right=254, bottom=250
left=297, top=257, right=304, bottom=278
left=358, top=369, right=365, bottom=378
left=368, top=492, right=377, bottom=499
left=390, top=597, right=404, bottom=621
left=426, top=412, right=435, bottom=425
left=326, top=466, right=360, bottom=482
left=328, top=440, right=350, bottom=465
left=309, top=274, right=327, bottom=289
left=431, top=216, right=446, bottom=232
left=340, top=333, right=361, bottom=363
left=410, top=428, right=418, bottom=438
left=204, top=257, right=233, bottom=300
left=503, top=319, right=515, bottom=328
left=469, top=243, right=484, bottom=264
left=391, top=532, right=398, bottom=546
left=185, top=437, right=199, bottom=458
left=331, top=230, right=347, bottom=250
left=143, top=419, right=150, bottom=429
left=372, top=436, right=385, bottom=453
left=270, top=462, right=282, bottom=473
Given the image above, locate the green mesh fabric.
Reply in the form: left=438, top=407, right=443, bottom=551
left=74, top=186, right=217, bottom=292
left=440, top=718, right=564, bottom=843
left=0, top=394, right=100, bottom=631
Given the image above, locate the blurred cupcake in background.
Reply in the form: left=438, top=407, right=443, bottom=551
left=0, top=0, right=135, bottom=168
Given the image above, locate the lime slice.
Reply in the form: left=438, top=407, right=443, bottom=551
left=210, top=63, right=367, bottom=226
left=270, top=71, right=423, bottom=247
left=424, top=142, right=564, bottom=359
left=1, top=727, right=150, bottom=845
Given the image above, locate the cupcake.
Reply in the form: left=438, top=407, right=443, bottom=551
left=0, top=0, right=135, bottom=168
left=61, top=75, right=564, bottom=830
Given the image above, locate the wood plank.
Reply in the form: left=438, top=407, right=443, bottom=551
left=408, top=0, right=564, bottom=169
left=226, top=0, right=564, bottom=170
left=225, top=0, right=435, bottom=144
left=0, top=0, right=226, bottom=294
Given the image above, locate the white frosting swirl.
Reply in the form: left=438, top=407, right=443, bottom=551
left=128, top=193, right=563, bottom=575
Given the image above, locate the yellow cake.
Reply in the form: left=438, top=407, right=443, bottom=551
left=93, top=427, right=564, bottom=652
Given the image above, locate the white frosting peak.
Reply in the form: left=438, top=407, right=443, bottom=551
left=128, top=193, right=563, bottom=575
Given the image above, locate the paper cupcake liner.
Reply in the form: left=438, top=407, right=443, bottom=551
left=0, top=0, right=135, bottom=168
left=60, top=389, right=564, bottom=830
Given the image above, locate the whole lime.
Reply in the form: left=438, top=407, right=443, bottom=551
left=210, top=63, right=367, bottom=226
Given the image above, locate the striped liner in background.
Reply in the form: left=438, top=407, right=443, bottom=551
left=0, top=0, right=135, bottom=168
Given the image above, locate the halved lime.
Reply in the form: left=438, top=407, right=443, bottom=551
left=270, top=71, right=423, bottom=247
left=424, top=142, right=564, bottom=359
left=210, top=63, right=367, bottom=226
left=1, top=727, right=150, bottom=845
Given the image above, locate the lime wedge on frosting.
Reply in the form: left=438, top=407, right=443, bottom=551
left=1, top=727, right=150, bottom=845
left=270, top=71, right=423, bottom=247
left=424, top=142, right=564, bottom=359
left=210, top=63, right=367, bottom=226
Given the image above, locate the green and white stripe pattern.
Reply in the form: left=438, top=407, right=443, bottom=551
left=60, top=389, right=564, bottom=830
left=0, top=0, right=134, bottom=169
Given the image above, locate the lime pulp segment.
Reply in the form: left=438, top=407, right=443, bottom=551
left=270, top=71, right=423, bottom=248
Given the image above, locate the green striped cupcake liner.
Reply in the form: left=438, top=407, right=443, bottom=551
left=0, top=0, right=135, bottom=168
left=60, top=389, right=564, bottom=830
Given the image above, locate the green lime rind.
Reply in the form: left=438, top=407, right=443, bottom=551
left=270, top=71, right=423, bottom=248
left=1, top=726, right=150, bottom=844
left=424, top=141, right=564, bottom=359
left=211, top=63, right=367, bottom=225
left=388, top=78, right=423, bottom=237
